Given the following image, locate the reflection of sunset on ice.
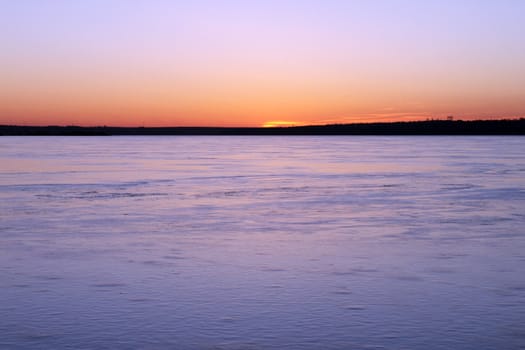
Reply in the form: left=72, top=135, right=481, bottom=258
left=2, top=136, right=525, bottom=349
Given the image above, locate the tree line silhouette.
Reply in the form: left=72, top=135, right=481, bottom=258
left=1, top=119, right=525, bottom=136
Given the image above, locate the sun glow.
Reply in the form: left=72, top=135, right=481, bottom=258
left=262, top=121, right=304, bottom=128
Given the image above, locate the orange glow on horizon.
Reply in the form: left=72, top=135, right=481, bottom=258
left=262, top=121, right=305, bottom=128
left=2, top=2, right=524, bottom=127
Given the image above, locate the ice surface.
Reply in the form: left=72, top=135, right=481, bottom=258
left=1, top=136, right=525, bottom=349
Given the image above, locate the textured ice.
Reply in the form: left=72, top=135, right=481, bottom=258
left=1, top=136, right=525, bottom=349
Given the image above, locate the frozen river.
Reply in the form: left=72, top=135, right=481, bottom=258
left=1, top=136, right=525, bottom=349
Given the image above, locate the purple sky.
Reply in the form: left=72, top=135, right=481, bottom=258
left=1, top=0, right=524, bottom=126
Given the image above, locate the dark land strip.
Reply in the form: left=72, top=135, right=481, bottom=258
left=2, top=119, right=525, bottom=136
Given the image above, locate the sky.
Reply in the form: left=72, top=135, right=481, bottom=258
left=1, top=0, right=524, bottom=127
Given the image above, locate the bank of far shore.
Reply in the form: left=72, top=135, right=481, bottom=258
left=2, top=119, right=525, bottom=136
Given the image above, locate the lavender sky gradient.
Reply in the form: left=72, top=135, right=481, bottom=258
left=1, top=0, right=524, bottom=126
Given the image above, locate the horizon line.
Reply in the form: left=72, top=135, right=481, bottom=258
left=3, top=117, right=525, bottom=129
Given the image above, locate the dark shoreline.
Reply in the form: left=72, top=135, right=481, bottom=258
left=2, top=119, right=525, bottom=136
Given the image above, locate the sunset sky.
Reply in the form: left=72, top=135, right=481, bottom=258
left=1, top=0, right=524, bottom=127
